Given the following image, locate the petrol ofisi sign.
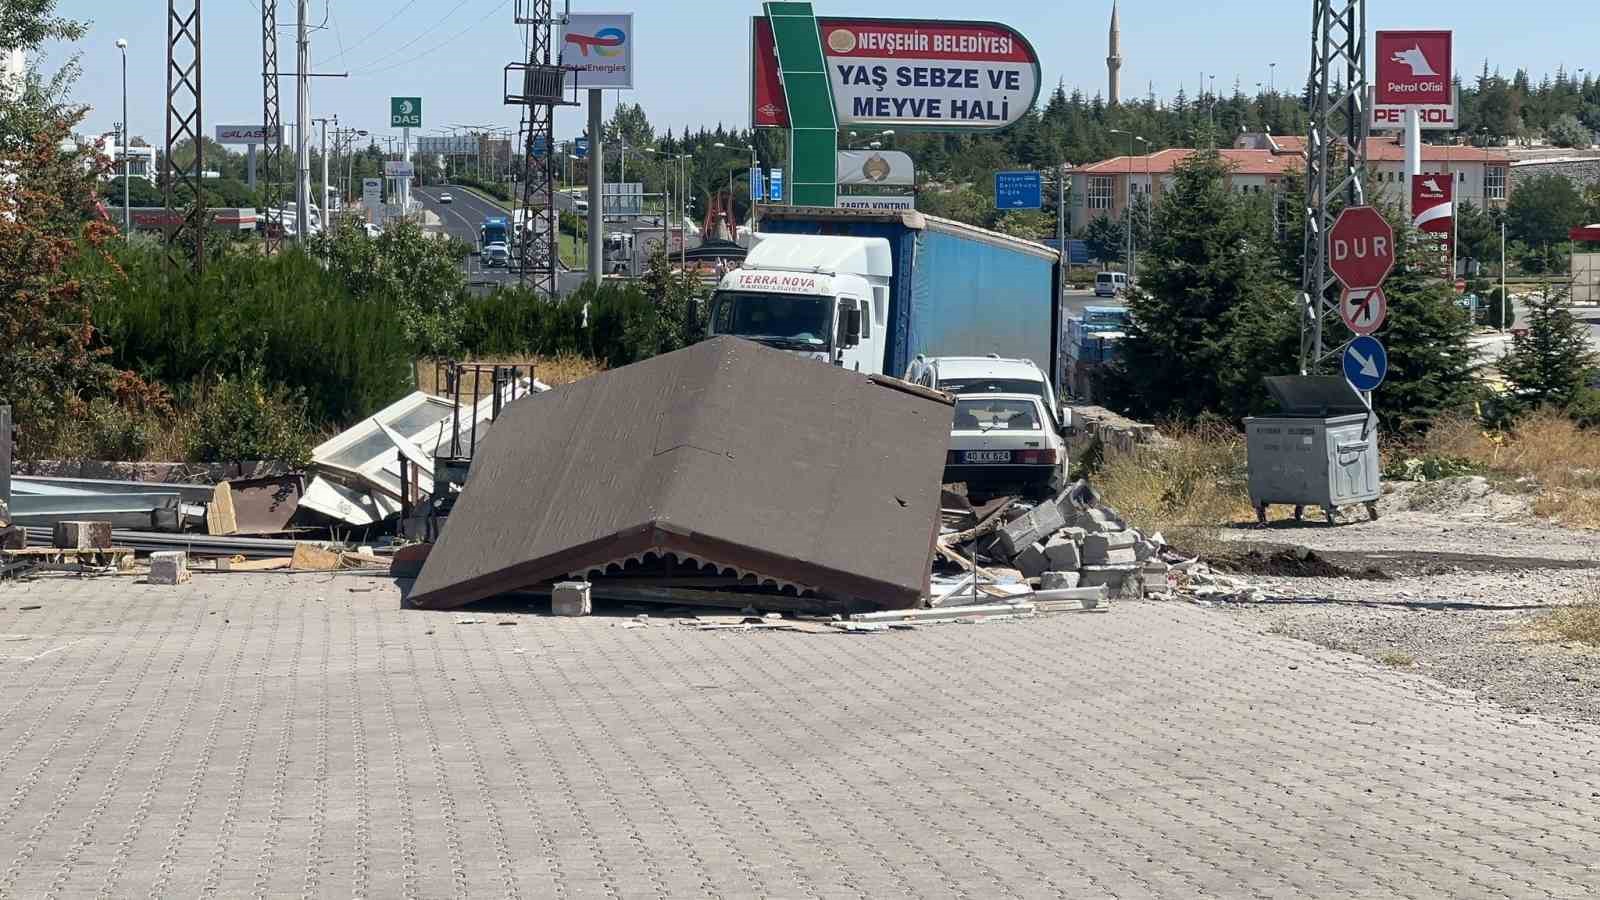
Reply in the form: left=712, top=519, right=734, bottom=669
left=752, top=16, right=1040, bottom=131
left=1375, top=31, right=1452, bottom=107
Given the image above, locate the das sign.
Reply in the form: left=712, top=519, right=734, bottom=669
left=1328, top=206, right=1395, bottom=290
left=752, top=17, right=1040, bottom=130
left=1376, top=31, right=1452, bottom=106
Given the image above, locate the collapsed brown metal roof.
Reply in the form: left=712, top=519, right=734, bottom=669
left=408, top=336, right=954, bottom=611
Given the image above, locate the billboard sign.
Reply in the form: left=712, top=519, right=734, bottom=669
left=416, top=135, right=478, bottom=155
left=837, top=150, right=915, bottom=186
left=362, top=178, right=382, bottom=220
left=837, top=195, right=915, bottom=211
left=1412, top=173, right=1454, bottom=234
left=602, top=182, right=644, bottom=217
left=560, top=13, right=634, bottom=90
left=390, top=97, right=422, bottom=128
left=215, top=124, right=281, bottom=145
left=753, top=16, right=1040, bottom=131
left=1368, top=86, right=1459, bottom=131
left=1375, top=31, right=1452, bottom=107
left=383, top=161, right=415, bottom=178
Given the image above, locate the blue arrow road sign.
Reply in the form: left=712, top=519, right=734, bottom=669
left=1343, top=335, right=1388, bottom=392
left=574, top=137, right=589, bottom=159
left=751, top=168, right=766, bottom=203
left=995, top=171, right=1043, bottom=209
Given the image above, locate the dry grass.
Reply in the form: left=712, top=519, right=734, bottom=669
left=414, top=354, right=605, bottom=397
left=1376, top=650, right=1416, bottom=668
left=1092, top=424, right=1255, bottom=559
left=1420, top=412, right=1600, bottom=528
left=1532, top=596, right=1600, bottom=647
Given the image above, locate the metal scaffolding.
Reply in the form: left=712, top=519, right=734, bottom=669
left=163, top=0, right=204, bottom=273
left=1299, top=0, right=1368, bottom=373
left=505, top=1, right=574, bottom=298
left=261, top=0, right=282, bottom=254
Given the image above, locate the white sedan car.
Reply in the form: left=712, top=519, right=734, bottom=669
left=944, top=393, right=1066, bottom=499
left=438, top=191, right=454, bottom=204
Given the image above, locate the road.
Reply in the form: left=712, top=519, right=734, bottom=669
left=414, top=183, right=518, bottom=289
left=2, top=574, right=1596, bottom=896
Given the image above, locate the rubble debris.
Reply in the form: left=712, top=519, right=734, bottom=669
left=291, top=543, right=343, bottom=572
left=52, top=520, right=112, bottom=551
left=148, top=551, right=190, bottom=585
left=849, top=603, right=1036, bottom=624
left=552, top=582, right=592, bottom=617
left=215, top=556, right=291, bottom=572
left=2, top=546, right=134, bottom=578
left=209, top=475, right=304, bottom=536
left=409, top=338, right=953, bottom=613
left=996, top=501, right=1066, bottom=558
left=1040, top=571, right=1081, bottom=590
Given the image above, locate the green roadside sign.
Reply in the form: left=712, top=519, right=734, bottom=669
left=390, top=97, right=422, bottom=128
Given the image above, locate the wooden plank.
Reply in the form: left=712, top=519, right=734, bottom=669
left=216, top=556, right=292, bottom=572
left=290, top=543, right=343, bottom=571
left=207, top=482, right=239, bottom=536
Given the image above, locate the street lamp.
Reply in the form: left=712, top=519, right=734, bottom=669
left=115, top=38, right=129, bottom=232
left=714, top=140, right=760, bottom=222
left=1109, top=129, right=1147, bottom=279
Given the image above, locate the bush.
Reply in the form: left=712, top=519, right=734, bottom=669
left=449, top=175, right=512, bottom=203
left=187, top=370, right=316, bottom=467
left=88, top=243, right=414, bottom=427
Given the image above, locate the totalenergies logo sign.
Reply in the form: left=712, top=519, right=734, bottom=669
left=560, top=13, right=633, bottom=89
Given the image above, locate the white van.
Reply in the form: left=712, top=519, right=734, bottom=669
left=1094, top=271, right=1130, bottom=298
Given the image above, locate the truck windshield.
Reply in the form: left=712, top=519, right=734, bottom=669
left=710, top=291, right=831, bottom=349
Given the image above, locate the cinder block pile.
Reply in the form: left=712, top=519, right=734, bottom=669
left=950, top=484, right=1172, bottom=601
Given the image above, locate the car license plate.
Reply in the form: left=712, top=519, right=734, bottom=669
left=963, top=450, right=1011, bottom=464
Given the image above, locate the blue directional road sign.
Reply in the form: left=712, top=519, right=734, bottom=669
left=574, top=137, right=589, bottom=159
left=995, top=171, right=1043, bottom=210
left=769, top=168, right=784, bottom=202
left=751, top=168, right=766, bottom=203
left=1343, top=335, right=1389, bottom=392
left=532, top=135, right=548, bottom=158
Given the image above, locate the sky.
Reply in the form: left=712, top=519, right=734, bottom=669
left=42, top=0, right=1598, bottom=149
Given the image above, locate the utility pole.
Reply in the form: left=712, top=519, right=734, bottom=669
left=261, top=0, right=282, bottom=252
left=294, top=0, right=309, bottom=242
left=315, top=114, right=334, bottom=222
left=163, top=0, right=204, bottom=273
left=588, top=90, right=603, bottom=283
left=1299, top=0, right=1368, bottom=373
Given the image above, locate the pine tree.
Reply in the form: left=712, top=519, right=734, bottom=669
left=1500, top=288, right=1599, bottom=411
left=1104, top=149, right=1297, bottom=421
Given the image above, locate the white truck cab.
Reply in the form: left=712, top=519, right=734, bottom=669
left=707, top=234, right=892, bottom=373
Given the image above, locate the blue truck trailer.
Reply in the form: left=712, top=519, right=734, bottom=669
left=708, top=207, right=1062, bottom=384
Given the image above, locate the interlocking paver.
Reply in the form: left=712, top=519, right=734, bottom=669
left=2, top=574, right=1599, bottom=898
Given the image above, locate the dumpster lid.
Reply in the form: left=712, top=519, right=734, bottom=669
left=1263, top=376, right=1371, bottom=417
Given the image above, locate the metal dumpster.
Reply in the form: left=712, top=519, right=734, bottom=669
left=1245, top=376, right=1381, bottom=525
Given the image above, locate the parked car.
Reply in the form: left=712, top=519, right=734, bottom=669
left=904, top=355, right=1063, bottom=428
left=1094, top=271, right=1130, bottom=298
left=438, top=191, right=454, bottom=204
left=944, top=393, right=1066, bottom=499
left=484, top=242, right=510, bottom=267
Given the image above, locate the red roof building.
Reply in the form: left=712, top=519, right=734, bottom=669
left=1066, top=132, right=1512, bottom=232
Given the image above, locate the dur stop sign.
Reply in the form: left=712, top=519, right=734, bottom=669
left=1328, top=206, right=1395, bottom=290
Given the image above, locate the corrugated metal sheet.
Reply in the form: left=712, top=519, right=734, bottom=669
left=409, top=337, right=954, bottom=611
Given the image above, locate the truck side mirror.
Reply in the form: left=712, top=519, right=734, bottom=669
left=845, top=308, right=863, bottom=346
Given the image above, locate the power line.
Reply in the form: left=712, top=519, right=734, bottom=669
left=313, top=0, right=422, bottom=66
left=348, top=0, right=509, bottom=78
left=338, top=0, right=476, bottom=72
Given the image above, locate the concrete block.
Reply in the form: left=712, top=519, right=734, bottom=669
left=1079, top=563, right=1139, bottom=590
left=1014, top=541, right=1050, bottom=578
left=552, top=581, right=592, bottom=617
left=997, top=501, right=1066, bottom=558
left=1087, top=546, right=1137, bottom=566
left=1071, top=507, right=1122, bottom=533
left=1082, top=531, right=1138, bottom=558
left=1135, top=540, right=1159, bottom=561
left=1043, top=535, right=1082, bottom=571
left=1058, top=527, right=1087, bottom=543
left=148, top=551, right=190, bottom=585
left=52, top=520, right=113, bottom=551
left=1040, top=571, right=1081, bottom=591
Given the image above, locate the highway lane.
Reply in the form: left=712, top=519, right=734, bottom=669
left=414, top=183, right=517, bottom=288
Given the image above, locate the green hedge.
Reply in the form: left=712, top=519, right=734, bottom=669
left=89, top=246, right=415, bottom=426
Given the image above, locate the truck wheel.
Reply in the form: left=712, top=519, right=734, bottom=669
left=1366, top=501, right=1381, bottom=521
left=1324, top=508, right=1338, bottom=526
left=1255, top=503, right=1268, bottom=526
left=1292, top=505, right=1304, bottom=522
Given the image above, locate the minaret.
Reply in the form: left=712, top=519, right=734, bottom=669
left=1107, top=1, right=1123, bottom=106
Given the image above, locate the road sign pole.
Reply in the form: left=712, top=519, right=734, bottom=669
left=587, top=89, right=603, bottom=285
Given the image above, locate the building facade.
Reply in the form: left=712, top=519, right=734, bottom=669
left=95, top=135, right=157, bottom=182
left=1067, top=132, right=1513, bottom=231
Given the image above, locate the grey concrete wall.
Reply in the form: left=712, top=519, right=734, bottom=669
left=1512, top=158, right=1600, bottom=191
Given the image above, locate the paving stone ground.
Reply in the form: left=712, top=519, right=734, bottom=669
left=1, top=572, right=1598, bottom=898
